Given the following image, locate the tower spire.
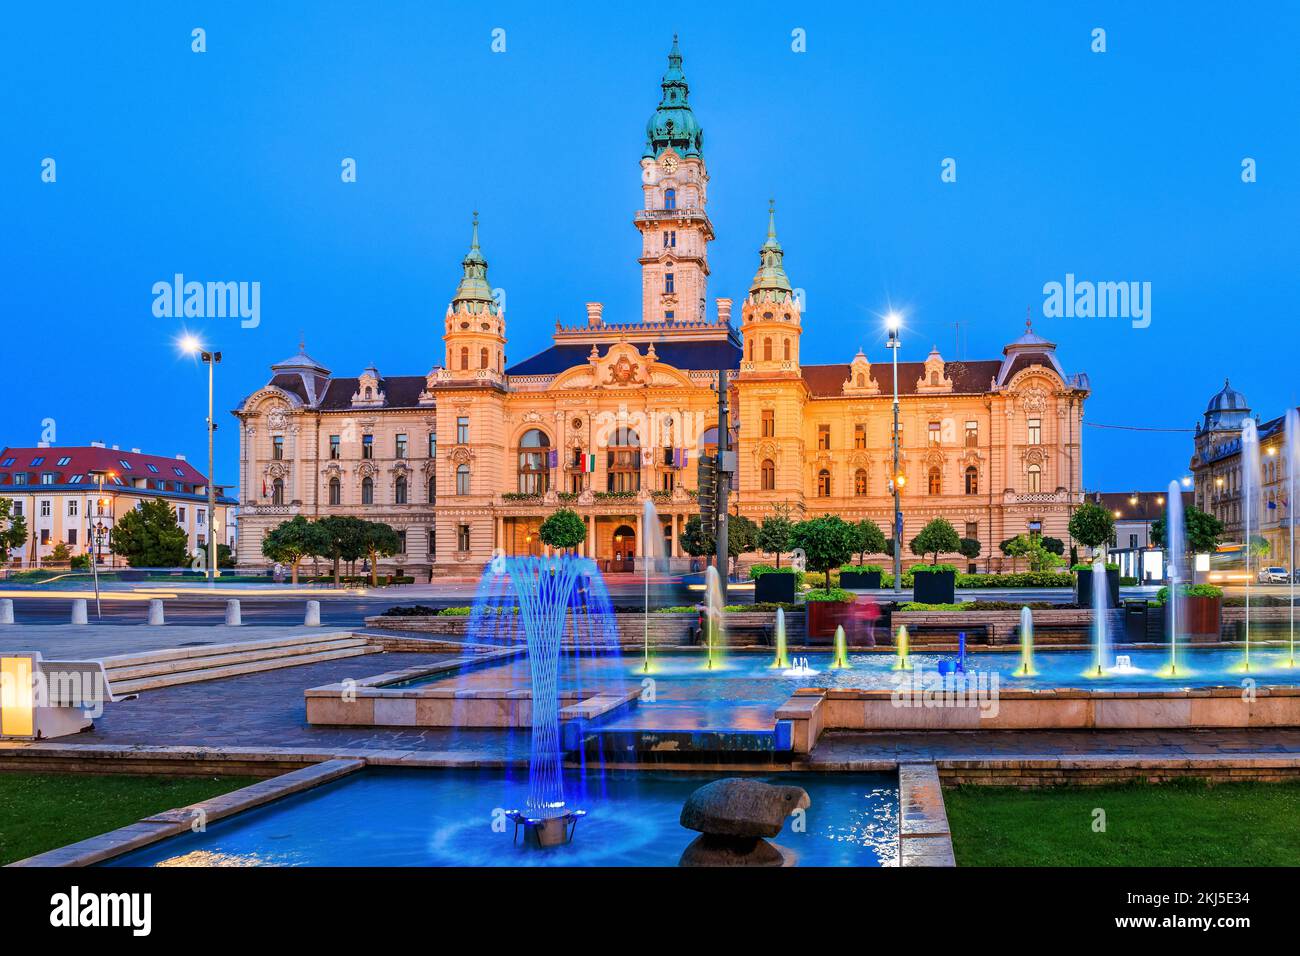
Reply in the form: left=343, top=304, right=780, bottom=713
left=643, top=36, right=703, bottom=159
left=749, top=199, right=792, bottom=300
left=451, top=212, right=495, bottom=314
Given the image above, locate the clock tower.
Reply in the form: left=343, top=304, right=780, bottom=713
left=635, top=36, right=714, bottom=327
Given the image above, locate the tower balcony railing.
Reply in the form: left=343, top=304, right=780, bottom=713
left=634, top=208, right=711, bottom=224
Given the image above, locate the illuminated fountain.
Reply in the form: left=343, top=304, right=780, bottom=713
left=831, top=624, right=849, bottom=669
left=1014, top=606, right=1036, bottom=677
left=467, top=554, right=618, bottom=848
left=1242, top=418, right=1261, bottom=671
left=771, top=606, right=789, bottom=669
left=702, top=565, right=726, bottom=670
left=1164, top=478, right=1186, bottom=677
left=640, top=498, right=666, bottom=673
left=1089, top=558, right=1111, bottom=677
left=893, top=625, right=912, bottom=671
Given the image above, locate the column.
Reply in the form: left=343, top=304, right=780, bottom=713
left=635, top=509, right=644, bottom=559
left=670, top=512, right=679, bottom=557
left=585, top=514, right=595, bottom=558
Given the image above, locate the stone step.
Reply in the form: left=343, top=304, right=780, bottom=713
left=110, top=645, right=381, bottom=695
left=97, top=631, right=360, bottom=668
left=104, top=637, right=372, bottom=681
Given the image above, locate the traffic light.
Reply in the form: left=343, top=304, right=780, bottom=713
left=697, top=453, right=717, bottom=534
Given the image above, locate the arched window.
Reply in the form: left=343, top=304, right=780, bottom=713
left=746, top=338, right=753, bottom=362
left=761, top=459, right=775, bottom=490
left=607, top=427, right=641, bottom=493
left=664, top=188, right=676, bottom=210
left=517, top=428, right=551, bottom=494
left=817, top=469, right=832, bottom=497
left=965, top=466, right=978, bottom=496
left=456, top=463, right=470, bottom=496
left=763, top=337, right=772, bottom=361
left=364, top=386, right=373, bottom=399
left=855, top=469, right=868, bottom=496
left=328, top=477, right=341, bottom=506
left=928, top=467, right=941, bottom=495
left=394, top=477, right=407, bottom=504
left=784, top=338, right=791, bottom=361
left=480, top=347, right=489, bottom=369
left=428, top=476, right=437, bottom=502
left=1027, top=463, right=1041, bottom=493
left=361, top=476, right=373, bottom=505
left=930, top=371, right=940, bottom=385
left=856, top=373, right=865, bottom=387
left=271, top=477, right=284, bottom=506
left=459, top=347, right=469, bottom=371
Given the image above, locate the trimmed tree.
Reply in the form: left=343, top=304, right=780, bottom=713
left=958, top=537, right=982, bottom=563
left=1000, top=534, right=1031, bottom=573
left=789, top=514, right=858, bottom=595
left=728, top=514, right=759, bottom=577
left=1040, top=536, right=1065, bottom=556
left=678, top=514, right=713, bottom=563
left=756, top=513, right=794, bottom=569
left=110, top=499, right=189, bottom=568
left=359, top=520, right=402, bottom=586
left=318, top=515, right=369, bottom=585
left=261, top=515, right=330, bottom=584
left=1068, top=502, right=1115, bottom=558
left=1151, top=505, right=1224, bottom=556
left=851, top=519, right=888, bottom=566
left=909, top=517, right=961, bottom=565
left=538, top=508, right=586, bottom=553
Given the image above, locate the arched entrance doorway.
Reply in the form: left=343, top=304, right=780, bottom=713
left=611, top=524, right=636, bottom=573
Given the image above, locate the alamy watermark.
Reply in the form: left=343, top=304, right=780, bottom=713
left=152, top=274, right=260, bottom=328
left=1042, top=273, right=1151, bottom=329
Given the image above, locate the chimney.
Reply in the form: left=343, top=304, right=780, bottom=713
left=111, top=444, right=119, bottom=451
left=176, top=454, right=187, bottom=461
left=90, top=441, right=105, bottom=448
left=36, top=441, right=49, bottom=448
left=585, top=302, right=603, bottom=327
left=130, top=448, right=141, bottom=454
left=716, top=298, right=733, bottom=326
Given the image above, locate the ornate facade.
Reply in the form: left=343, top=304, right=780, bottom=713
left=233, top=39, right=1090, bottom=576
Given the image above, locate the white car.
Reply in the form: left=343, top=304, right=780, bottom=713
left=1258, top=566, right=1289, bottom=584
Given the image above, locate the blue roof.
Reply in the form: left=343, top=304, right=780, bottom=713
left=507, top=339, right=741, bottom=377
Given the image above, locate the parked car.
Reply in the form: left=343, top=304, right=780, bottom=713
left=1258, top=566, right=1289, bottom=584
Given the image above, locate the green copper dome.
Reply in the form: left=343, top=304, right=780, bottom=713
left=451, top=212, right=497, bottom=314
left=748, top=200, right=793, bottom=301
left=643, top=35, right=704, bottom=160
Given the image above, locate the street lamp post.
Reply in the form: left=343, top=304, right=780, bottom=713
left=887, top=313, right=903, bottom=595
left=182, top=336, right=222, bottom=582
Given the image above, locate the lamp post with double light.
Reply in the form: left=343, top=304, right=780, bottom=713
left=181, top=336, right=222, bottom=582
left=886, top=312, right=903, bottom=594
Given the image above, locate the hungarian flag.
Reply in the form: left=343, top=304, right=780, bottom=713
left=261, top=478, right=267, bottom=497
left=673, top=447, right=687, bottom=469
left=547, top=449, right=558, bottom=469
left=578, top=453, right=596, bottom=473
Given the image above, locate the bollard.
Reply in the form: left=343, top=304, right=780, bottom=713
left=0, top=599, right=12, bottom=625
left=71, top=599, right=88, bottom=625
left=225, top=599, right=242, bottom=627
left=147, top=599, right=165, bottom=626
left=304, top=600, right=321, bottom=627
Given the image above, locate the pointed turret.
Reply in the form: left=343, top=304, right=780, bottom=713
left=643, top=35, right=704, bottom=159
left=748, top=200, right=793, bottom=302
left=739, top=199, right=802, bottom=375
left=450, top=213, right=497, bottom=314
left=442, top=213, right=506, bottom=381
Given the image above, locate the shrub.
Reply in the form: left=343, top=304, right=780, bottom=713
left=956, top=572, right=1074, bottom=588
left=805, top=587, right=855, bottom=603
left=912, top=563, right=958, bottom=575
left=1154, top=584, right=1223, bottom=606
left=749, top=564, right=805, bottom=587
left=381, top=605, right=442, bottom=616
left=840, top=563, right=884, bottom=574
left=1071, top=562, right=1119, bottom=572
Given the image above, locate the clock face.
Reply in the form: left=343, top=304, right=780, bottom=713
left=661, top=156, right=678, bottom=173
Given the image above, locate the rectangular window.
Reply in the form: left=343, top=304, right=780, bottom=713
left=663, top=230, right=676, bottom=248
left=854, top=423, right=867, bottom=450
left=428, top=433, right=437, bottom=458
left=40, top=529, right=50, bottom=545
left=56, top=457, right=71, bottom=467
left=69, top=474, right=83, bottom=484
left=395, top=434, right=408, bottom=459
left=11, top=501, right=22, bottom=517
left=67, top=500, right=78, bottom=516
left=118, top=459, right=130, bottom=471
left=40, top=473, right=54, bottom=485
left=67, top=528, right=77, bottom=545
left=817, top=425, right=831, bottom=450
left=965, top=521, right=978, bottom=539
left=928, top=421, right=942, bottom=445
left=664, top=311, right=674, bottom=322
left=965, top=421, right=978, bottom=447
left=173, top=466, right=185, bottom=477
left=40, top=500, right=51, bottom=517
left=664, top=273, right=675, bottom=293
left=0, top=458, right=13, bottom=467
left=456, top=417, right=469, bottom=444
left=178, top=507, right=186, bottom=523
left=31, top=457, right=45, bottom=467
left=362, top=434, right=374, bottom=458
left=397, top=530, right=407, bottom=554
left=1028, top=418, right=1041, bottom=445
left=1129, top=533, right=1138, bottom=549
left=272, top=436, right=284, bottom=460
left=762, top=410, right=775, bottom=438
left=197, top=509, right=206, bottom=526
left=457, top=524, right=471, bottom=552
left=11, top=474, right=26, bottom=485
left=1028, top=520, right=1042, bottom=539
left=329, top=435, right=340, bottom=459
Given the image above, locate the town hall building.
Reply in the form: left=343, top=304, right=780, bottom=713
left=233, top=38, right=1091, bottom=577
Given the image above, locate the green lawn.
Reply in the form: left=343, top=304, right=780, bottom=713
left=0, top=772, right=260, bottom=865
left=946, top=780, right=1300, bottom=866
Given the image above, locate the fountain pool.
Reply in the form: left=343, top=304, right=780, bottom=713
left=101, top=768, right=899, bottom=867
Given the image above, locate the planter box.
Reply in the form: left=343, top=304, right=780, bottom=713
left=1074, top=567, right=1120, bottom=608
left=912, top=569, right=956, bottom=605
left=1178, top=595, right=1222, bottom=642
left=806, top=600, right=854, bottom=640
left=839, top=569, right=882, bottom=589
left=754, top=572, right=796, bottom=604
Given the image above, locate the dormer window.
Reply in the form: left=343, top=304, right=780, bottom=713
left=364, top=386, right=372, bottom=399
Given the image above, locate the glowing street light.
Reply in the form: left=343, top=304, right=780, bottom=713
left=180, top=335, right=223, bottom=582
left=886, top=311, right=903, bottom=593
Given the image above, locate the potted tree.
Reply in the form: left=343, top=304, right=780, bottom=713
left=841, top=519, right=887, bottom=588
left=1155, top=584, right=1224, bottom=642
left=789, top=515, right=857, bottom=639
left=909, top=518, right=961, bottom=604
left=1068, top=503, right=1119, bottom=606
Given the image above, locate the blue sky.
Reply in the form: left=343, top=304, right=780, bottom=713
left=3, top=1, right=1297, bottom=491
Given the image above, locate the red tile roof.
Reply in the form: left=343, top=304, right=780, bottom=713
left=0, top=446, right=210, bottom=488
left=801, top=360, right=1002, bottom=397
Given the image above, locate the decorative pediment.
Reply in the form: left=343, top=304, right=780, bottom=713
left=448, top=446, right=475, bottom=464
left=549, top=342, right=691, bottom=391
left=1022, top=447, right=1048, bottom=466
left=263, top=462, right=289, bottom=480
left=321, top=461, right=343, bottom=479
left=841, top=350, right=880, bottom=395
left=916, top=348, right=953, bottom=393
left=355, top=461, right=379, bottom=478
left=351, top=367, right=386, bottom=407
left=923, top=449, right=946, bottom=468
